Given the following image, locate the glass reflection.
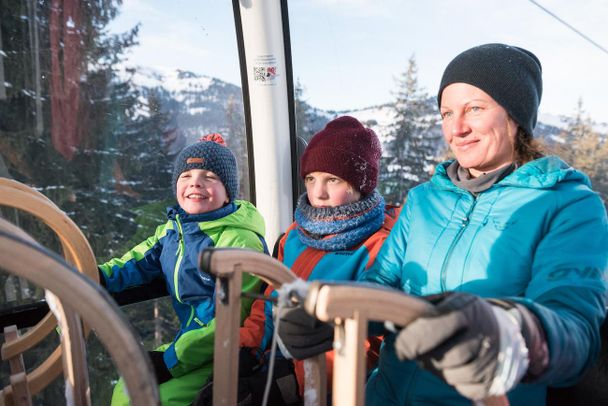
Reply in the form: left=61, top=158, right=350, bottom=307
left=0, top=1, right=244, bottom=402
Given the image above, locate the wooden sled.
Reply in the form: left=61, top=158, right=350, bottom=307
left=0, top=221, right=159, bottom=405
left=200, top=248, right=327, bottom=406
left=0, top=179, right=157, bottom=405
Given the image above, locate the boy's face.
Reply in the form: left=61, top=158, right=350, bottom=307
left=176, top=169, right=229, bottom=214
left=304, top=171, right=361, bottom=208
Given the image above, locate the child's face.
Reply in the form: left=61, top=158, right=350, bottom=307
left=304, top=171, right=361, bottom=208
left=176, top=169, right=229, bottom=214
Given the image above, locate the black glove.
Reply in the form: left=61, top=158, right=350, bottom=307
left=277, top=305, right=334, bottom=360
left=193, top=376, right=257, bottom=406
left=239, top=358, right=301, bottom=406
left=394, top=292, right=530, bottom=400
left=193, top=378, right=214, bottom=406
left=192, top=347, right=262, bottom=406
left=237, top=347, right=262, bottom=377
left=148, top=350, right=172, bottom=385
left=98, top=268, right=107, bottom=288
left=193, top=353, right=301, bottom=406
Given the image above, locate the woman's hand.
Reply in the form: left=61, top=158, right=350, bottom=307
left=394, top=292, right=530, bottom=400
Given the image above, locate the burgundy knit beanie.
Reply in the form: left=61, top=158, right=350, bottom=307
left=300, top=116, right=382, bottom=195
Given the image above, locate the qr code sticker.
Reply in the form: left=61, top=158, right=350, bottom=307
left=254, top=67, right=266, bottom=82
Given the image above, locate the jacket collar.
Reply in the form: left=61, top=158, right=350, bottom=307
left=166, top=202, right=237, bottom=222
left=432, top=156, right=590, bottom=192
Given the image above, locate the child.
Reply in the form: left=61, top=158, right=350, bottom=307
left=99, top=133, right=267, bottom=406
left=194, top=116, right=399, bottom=405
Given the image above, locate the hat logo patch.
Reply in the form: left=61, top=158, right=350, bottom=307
left=186, top=157, right=204, bottom=164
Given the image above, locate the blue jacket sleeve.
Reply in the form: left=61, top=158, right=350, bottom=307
left=98, top=223, right=168, bottom=292
left=510, top=189, right=608, bottom=386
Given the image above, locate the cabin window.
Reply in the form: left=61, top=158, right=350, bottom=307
left=0, top=1, right=244, bottom=401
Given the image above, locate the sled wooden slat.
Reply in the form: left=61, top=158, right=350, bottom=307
left=8, top=372, right=31, bottom=406
left=4, top=326, right=26, bottom=376
left=4, top=326, right=25, bottom=380
left=3, top=327, right=30, bottom=406
left=0, top=314, right=56, bottom=361
left=46, top=292, right=90, bottom=405
left=19, top=347, right=62, bottom=397
left=0, top=345, right=64, bottom=402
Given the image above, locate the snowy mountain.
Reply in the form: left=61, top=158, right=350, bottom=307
left=124, top=67, right=606, bottom=155
left=121, top=66, right=245, bottom=143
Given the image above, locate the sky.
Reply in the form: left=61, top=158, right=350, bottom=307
left=108, top=0, right=608, bottom=126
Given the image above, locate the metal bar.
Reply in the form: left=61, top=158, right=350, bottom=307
left=0, top=279, right=169, bottom=330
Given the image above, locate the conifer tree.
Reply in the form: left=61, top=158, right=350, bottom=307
left=294, top=79, right=316, bottom=143
left=550, top=99, right=608, bottom=205
left=0, top=2, right=162, bottom=402
left=293, top=80, right=330, bottom=196
left=380, top=55, right=439, bottom=205
left=225, top=94, right=250, bottom=199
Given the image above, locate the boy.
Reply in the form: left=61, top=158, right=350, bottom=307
left=99, top=133, right=267, bottom=406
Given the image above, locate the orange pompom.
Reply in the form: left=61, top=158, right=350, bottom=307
left=199, top=133, right=226, bottom=146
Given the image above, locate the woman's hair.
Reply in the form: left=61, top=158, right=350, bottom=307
left=514, top=127, right=544, bottom=165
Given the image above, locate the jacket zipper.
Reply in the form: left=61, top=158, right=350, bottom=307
left=173, top=215, right=185, bottom=304
left=439, top=196, right=477, bottom=291
left=174, top=217, right=205, bottom=327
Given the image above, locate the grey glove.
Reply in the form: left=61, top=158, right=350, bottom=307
left=277, top=305, right=333, bottom=360
left=394, top=292, right=530, bottom=400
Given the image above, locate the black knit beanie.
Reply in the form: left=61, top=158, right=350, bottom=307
left=437, top=43, right=543, bottom=136
left=172, top=133, right=239, bottom=201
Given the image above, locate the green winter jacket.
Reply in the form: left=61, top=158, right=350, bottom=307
left=99, top=200, right=266, bottom=378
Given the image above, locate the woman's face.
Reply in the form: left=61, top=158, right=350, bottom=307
left=440, top=83, right=518, bottom=177
left=304, top=172, right=361, bottom=208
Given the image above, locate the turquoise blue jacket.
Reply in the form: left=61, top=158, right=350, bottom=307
left=99, top=200, right=266, bottom=378
left=361, top=157, right=608, bottom=405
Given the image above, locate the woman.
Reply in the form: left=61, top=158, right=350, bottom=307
left=195, top=116, right=399, bottom=405
left=280, top=44, right=608, bottom=405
